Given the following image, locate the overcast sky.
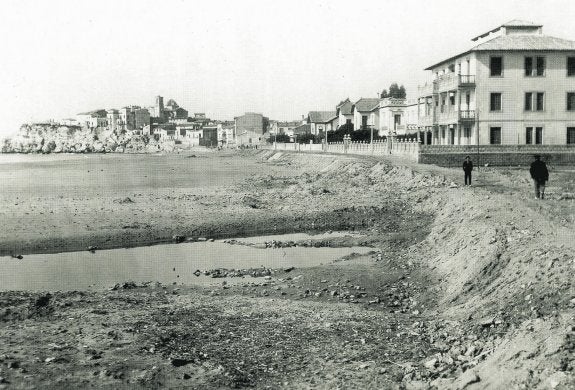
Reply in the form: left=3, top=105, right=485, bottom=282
left=1, top=0, right=574, bottom=136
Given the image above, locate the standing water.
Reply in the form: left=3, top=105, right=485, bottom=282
left=0, top=233, right=374, bottom=291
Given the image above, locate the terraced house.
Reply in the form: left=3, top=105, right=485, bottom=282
left=417, top=20, right=575, bottom=146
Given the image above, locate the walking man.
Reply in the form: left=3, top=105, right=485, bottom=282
left=463, top=155, right=473, bottom=186
left=530, top=154, right=549, bottom=199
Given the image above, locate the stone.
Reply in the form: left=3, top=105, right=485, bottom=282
left=424, top=358, right=437, bottom=369
left=480, top=316, right=495, bottom=327
left=455, top=370, right=480, bottom=388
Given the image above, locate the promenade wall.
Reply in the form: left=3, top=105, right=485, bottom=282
left=266, top=141, right=575, bottom=167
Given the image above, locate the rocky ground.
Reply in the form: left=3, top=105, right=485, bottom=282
left=0, top=150, right=574, bottom=389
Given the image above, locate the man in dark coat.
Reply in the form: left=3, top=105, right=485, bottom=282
left=530, top=154, right=549, bottom=199
left=463, top=156, right=473, bottom=186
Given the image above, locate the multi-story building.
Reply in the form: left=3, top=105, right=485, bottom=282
left=76, top=109, right=107, bottom=129
left=418, top=20, right=575, bottom=145
left=234, top=112, right=269, bottom=145
left=106, top=109, right=119, bottom=132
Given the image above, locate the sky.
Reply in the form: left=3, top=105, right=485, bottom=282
left=1, top=0, right=575, bottom=136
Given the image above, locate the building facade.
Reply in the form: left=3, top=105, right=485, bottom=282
left=234, top=112, right=269, bottom=145
left=418, top=20, right=575, bottom=145
left=378, top=98, right=418, bottom=137
left=307, top=111, right=336, bottom=135
left=352, top=98, right=380, bottom=131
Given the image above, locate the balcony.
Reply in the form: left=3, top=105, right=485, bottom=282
left=434, top=74, right=476, bottom=93
left=459, top=75, right=475, bottom=86
left=459, top=110, right=476, bottom=121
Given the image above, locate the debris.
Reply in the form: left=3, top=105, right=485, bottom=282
left=172, top=235, right=186, bottom=243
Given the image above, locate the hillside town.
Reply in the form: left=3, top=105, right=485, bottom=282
left=4, top=19, right=575, bottom=166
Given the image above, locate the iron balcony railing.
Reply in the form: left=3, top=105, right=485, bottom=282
left=459, top=110, right=476, bottom=120
left=459, top=75, right=475, bottom=85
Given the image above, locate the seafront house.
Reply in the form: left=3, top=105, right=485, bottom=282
left=234, top=112, right=269, bottom=146
left=307, top=111, right=337, bottom=135
left=417, top=20, right=575, bottom=146
left=336, top=98, right=354, bottom=129
left=352, top=98, right=380, bottom=130
left=378, top=98, right=419, bottom=137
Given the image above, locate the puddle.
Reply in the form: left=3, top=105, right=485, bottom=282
left=222, top=231, right=365, bottom=244
left=0, top=233, right=375, bottom=291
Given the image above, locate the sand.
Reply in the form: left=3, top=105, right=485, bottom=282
left=0, top=150, right=573, bottom=389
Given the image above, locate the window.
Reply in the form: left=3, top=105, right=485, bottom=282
left=464, top=127, right=471, bottom=138
left=525, top=56, right=546, bottom=76
left=526, top=127, right=533, bottom=144
left=490, top=127, right=501, bottom=144
left=448, top=64, right=455, bottom=73
left=567, top=57, right=575, bottom=76
left=346, top=119, right=352, bottom=125
left=361, top=115, right=368, bottom=129
left=440, top=94, right=446, bottom=113
left=525, top=92, right=544, bottom=111
left=568, top=127, right=575, bottom=144
left=535, top=127, right=543, bottom=144
left=567, top=93, right=575, bottom=111
left=449, top=93, right=455, bottom=106
left=490, top=56, right=503, bottom=76
left=490, top=93, right=502, bottom=111
left=568, top=57, right=575, bottom=76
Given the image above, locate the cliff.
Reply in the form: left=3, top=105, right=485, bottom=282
left=1, top=124, right=177, bottom=154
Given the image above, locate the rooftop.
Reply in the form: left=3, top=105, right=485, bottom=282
left=425, top=21, right=575, bottom=70
left=353, top=98, right=380, bottom=112
left=308, top=111, right=336, bottom=123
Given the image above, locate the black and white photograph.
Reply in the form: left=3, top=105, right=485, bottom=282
left=0, top=0, right=574, bottom=388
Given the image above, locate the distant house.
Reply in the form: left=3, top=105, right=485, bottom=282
left=76, top=109, right=108, bottom=129
left=163, top=99, right=188, bottom=123
left=336, top=98, right=354, bottom=129
left=153, top=123, right=177, bottom=140
left=60, top=118, right=80, bottom=127
left=269, top=120, right=300, bottom=137
left=200, top=126, right=219, bottom=147
left=218, top=122, right=235, bottom=146
left=352, top=98, right=380, bottom=130
left=307, top=111, right=337, bottom=135
left=378, top=98, right=418, bottom=137
left=292, top=123, right=312, bottom=140
left=234, top=112, right=269, bottom=146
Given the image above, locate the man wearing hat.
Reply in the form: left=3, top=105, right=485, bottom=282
left=529, top=154, right=549, bottom=199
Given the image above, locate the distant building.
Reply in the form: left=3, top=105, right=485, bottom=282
left=336, top=98, right=354, bottom=129
left=270, top=121, right=300, bottom=137
left=200, top=126, right=219, bottom=147
left=234, top=112, right=269, bottom=145
left=307, top=111, right=337, bottom=135
left=106, top=109, right=119, bottom=132
left=378, top=98, right=418, bottom=137
left=154, top=95, right=164, bottom=119
left=164, top=99, right=188, bottom=123
left=134, top=108, right=151, bottom=129
left=352, top=98, right=380, bottom=130
left=76, top=109, right=107, bottom=129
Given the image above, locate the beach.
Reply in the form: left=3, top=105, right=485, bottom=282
left=0, top=150, right=573, bottom=389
